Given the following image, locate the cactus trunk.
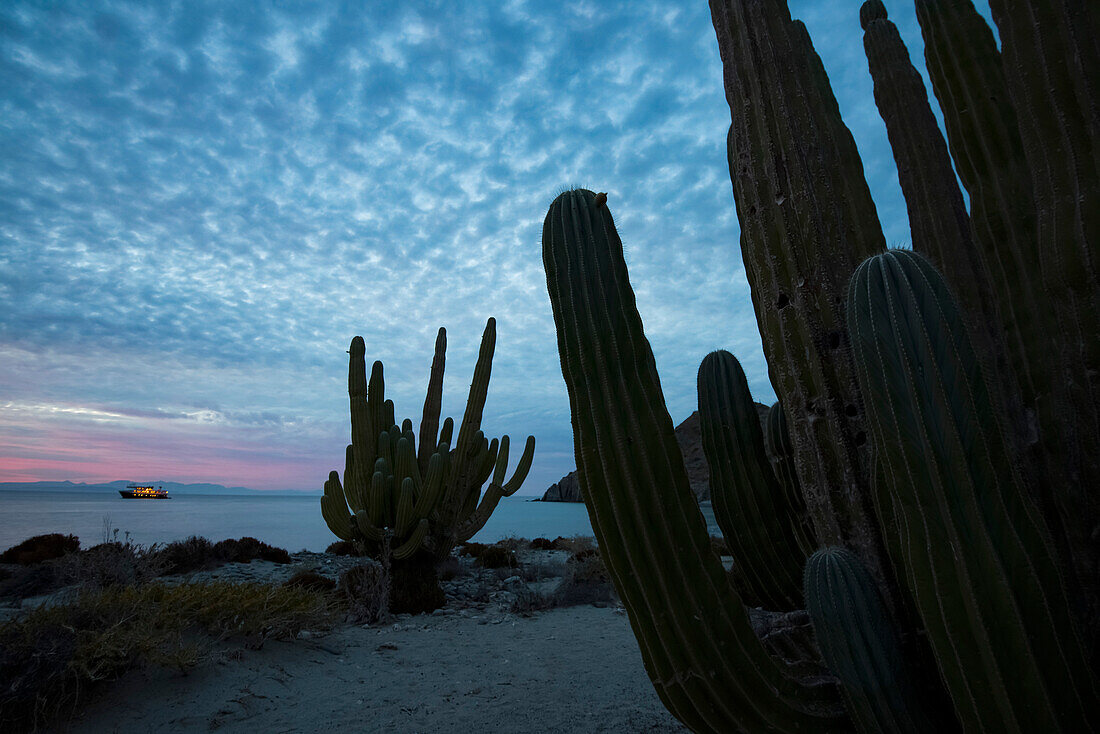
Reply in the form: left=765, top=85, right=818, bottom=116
left=544, top=187, right=846, bottom=734
left=847, top=249, right=1099, bottom=732
left=708, top=0, right=894, bottom=602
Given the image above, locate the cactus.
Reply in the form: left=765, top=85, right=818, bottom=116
left=847, top=249, right=1099, bottom=732
left=422, top=318, right=536, bottom=561
left=708, top=0, right=896, bottom=605
left=322, top=324, right=535, bottom=563
left=698, top=350, right=813, bottom=610
left=805, top=547, right=939, bottom=734
left=859, top=1, right=1021, bottom=439
left=544, top=188, right=846, bottom=734
left=320, top=337, right=446, bottom=560
left=763, top=403, right=816, bottom=559
left=917, top=0, right=1100, bottom=654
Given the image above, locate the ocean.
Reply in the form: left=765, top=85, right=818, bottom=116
left=0, top=489, right=721, bottom=553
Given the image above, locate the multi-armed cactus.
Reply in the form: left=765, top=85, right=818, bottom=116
left=914, top=0, right=1100, bottom=647
left=544, top=188, right=847, bottom=733
left=320, top=338, right=447, bottom=560
left=698, top=350, right=814, bottom=610
left=420, top=318, right=536, bottom=561
left=804, top=547, right=937, bottom=734
left=847, top=249, right=1099, bottom=731
left=321, top=322, right=535, bottom=563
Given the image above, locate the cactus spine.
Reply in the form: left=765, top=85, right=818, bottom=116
left=544, top=188, right=846, bottom=733
left=698, top=350, right=813, bottom=610
left=847, top=249, right=1099, bottom=732
left=805, top=547, right=938, bottom=734
left=708, top=0, right=895, bottom=603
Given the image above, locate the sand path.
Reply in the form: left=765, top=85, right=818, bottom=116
left=65, top=605, right=687, bottom=733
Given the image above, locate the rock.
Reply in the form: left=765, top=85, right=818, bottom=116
left=540, top=406, right=770, bottom=502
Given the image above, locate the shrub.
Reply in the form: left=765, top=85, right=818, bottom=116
left=493, top=536, right=527, bottom=552
left=458, top=541, right=489, bottom=558
left=283, top=570, right=337, bottom=593
left=435, top=556, right=466, bottom=581
left=154, top=536, right=219, bottom=575
left=339, top=563, right=388, bottom=624
left=529, top=537, right=556, bottom=550
left=325, top=540, right=361, bottom=556
left=476, top=545, right=518, bottom=569
left=0, top=581, right=333, bottom=731
left=550, top=535, right=596, bottom=554
left=212, top=537, right=291, bottom=565
left=553, top=547, right=614, bottom=608
left=0, top=534, right=80, bottom=566
left=56, top=541, right=166, bottom=592
left=0, top=562, right=60, bottom=600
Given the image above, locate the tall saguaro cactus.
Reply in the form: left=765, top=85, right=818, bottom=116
left=708, top=0, right=893, bottom=600
left=847, top=250, right=1099, bottom=732
left=544, top=188, right=846, bottom=734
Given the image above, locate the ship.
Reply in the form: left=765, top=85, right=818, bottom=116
left=118, top=484, right=171, bottom=499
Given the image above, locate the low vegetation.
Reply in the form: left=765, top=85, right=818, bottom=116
left=0, top=581, right=334, bottom=731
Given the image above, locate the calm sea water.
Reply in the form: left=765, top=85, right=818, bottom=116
left=0, top=490, right=720, bottom=553
left=0, top=491, right=595, bottom=552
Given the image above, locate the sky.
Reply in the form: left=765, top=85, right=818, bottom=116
left=0, top=0, right=995, bottom=493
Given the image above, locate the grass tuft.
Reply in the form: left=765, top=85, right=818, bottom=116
left=0, top=581, right=334, bottom=731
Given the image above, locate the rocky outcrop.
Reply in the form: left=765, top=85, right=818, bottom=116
left=541, top=472, right=583, bottom=502
left=541, top=405, right=770, bottom=502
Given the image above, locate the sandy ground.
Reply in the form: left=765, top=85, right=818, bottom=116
left=61, top=604, right=686, bottom=733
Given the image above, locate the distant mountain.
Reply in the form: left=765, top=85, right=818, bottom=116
left=0, top=480, right=312, bottom=495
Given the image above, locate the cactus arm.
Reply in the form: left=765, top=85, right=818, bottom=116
left=418, top=327, right=447, bottom=474
left=454, top=318, right=496, bottom=456
left=708, top=0, right=895, bottom=605
left=367, top=469, right=386, bottom=528
left=698, top=350, right=809, bottom=610
left=353, top=510, right=383, bottom=543
left=320, top=472, right=355, bottom=541
left=859, top=0, right=1021, bottom=441
left=764, top=403, right=817, bottom=558
left=805, top=547, right=939, bottom=734
left=392, top=519, right=429, bottom=561
left=847, top=250, right=1099, bottom=732
left=502, top=435, right=535, bottom=493
left=412, top=452, right=445, bottom=517
left=491, top=435, right=510, bottom=487
left=544, top=188, right=846, bottom=733
left=395, top=478, right=417, bottom=537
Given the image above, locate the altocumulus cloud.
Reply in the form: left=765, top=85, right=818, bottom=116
left=0, top=1, right=990, bottom=491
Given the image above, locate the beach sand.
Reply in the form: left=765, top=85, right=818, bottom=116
left=42, top=548, right=687, bottom=733
left=65, top=605, right=685, bottom=733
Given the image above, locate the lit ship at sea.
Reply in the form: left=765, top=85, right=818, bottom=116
left=118, top=484, right=170, bottom=499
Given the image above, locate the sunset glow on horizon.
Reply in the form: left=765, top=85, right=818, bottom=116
left=0, top=1, right=988, bottom=493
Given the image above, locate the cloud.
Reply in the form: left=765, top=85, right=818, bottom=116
left=0, top=0, right=992, bottom=491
